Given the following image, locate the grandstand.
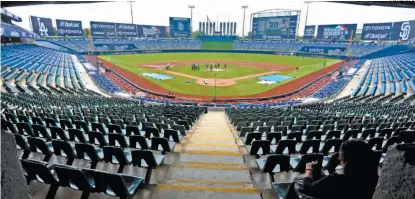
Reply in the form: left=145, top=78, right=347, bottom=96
left=1, top=2, right=415, bottom=199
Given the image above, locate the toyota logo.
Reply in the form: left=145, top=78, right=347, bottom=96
left=364, top=26, right=371, bottom=31
left=92, top=24, right=98, bottom=29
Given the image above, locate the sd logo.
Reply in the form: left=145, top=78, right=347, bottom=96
left=399, top=22, right=410, bottom=40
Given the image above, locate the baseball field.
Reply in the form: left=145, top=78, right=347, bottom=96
left=98, top=53, right=342, bottom=99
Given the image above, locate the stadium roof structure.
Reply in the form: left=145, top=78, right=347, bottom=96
left=331, top=1, right=415, bottom=9
left=2, top=1, right=415, bottom=8
left=1, top=1, right=105, bottom=7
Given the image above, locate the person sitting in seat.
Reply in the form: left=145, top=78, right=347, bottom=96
left=299, top=139, right=379, bottom=199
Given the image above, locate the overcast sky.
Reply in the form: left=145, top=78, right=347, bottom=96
left=5, top=0, right=415, bottom=36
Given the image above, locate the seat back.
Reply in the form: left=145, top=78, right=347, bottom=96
left=44, top=118, right=57, bottom=128
left=250, top=140, right=271, bottom=156
left=379, top=128, right=394, bottom=139
left=131, top=150, right=158, bottom=168
left=342, top=129, right=359, bottom=141
left=91, top=122, right=107, bottom=135
left=129, top=135, right=149, bottom=149
left=299, top=140, right=321, bottom=154
left=54, top=165, right=93, bottom=191
left=20, top=159, right=59, bottom=185
left=150, top=137, right=171, bottom=153
left=306, top=131, right=323, bottom=140
left=322, top=124, right=334, bottom=134
left=52, top=140, right=76, bottom=164
left=75, top=143, right=101, bottom=168
left=164, top=129, right=180, bottom=143
left=74, top=120, right=89, bottom=133
left=274, top=126, right=288, bottom=136
left=400, top=130, right=415, bottom=143
left=305, top=125, right=319, bottom=134
left=258, top=126, right=271, bottom=134
left=145, top=127, right=160, bottom=138
left=126, top=125, right=140, bottom=136
left=27, top=137, right=52, bottom=160
left=112, top=119, right=125, bottom=129
left=287, top=131, right=302, bottom=143
left=107, top=124, right=123, bottom=135
left=382, top=136, right=402, bottom=153
left=14, top=133, right=31, bottom=152
left=239, top=127, right=253, bottom=137
left=368, top=137, right=384, bottom=151
left=5, top=120, right=18, bottom=134
left=275, top=140, right=297, bottom=154
left=360, top=129, right=376, bottom=140
left=31, top=117, right=44, bottom=125
left=103, top=146, right=128, bottom=165
left=263, top=155, right=290, bottom=173
left=60, top=119, right=73, bottom=130
left=393, top=127, right=408, bottom=137
left=337, top=123, right=349, bottom=132
left=50, top=126, right=69, bottom=141
left=108, top=133, right=128, bottom=148
left=266, top=132, right=282, bottom=144
left=320, top=139, right=342, bottom=155
left=244, top=132, right=261, bottom=145
left=17, top=122, right=34, bottom=136
left=88, top=131, right=108, bottom=147
left=173, top=125, right=186, bottom=135
left=68, top=128, right=87, bottom=143
left=32, top=124, right=52, bottom=141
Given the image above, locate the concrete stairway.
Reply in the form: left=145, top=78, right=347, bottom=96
left=151, top=111, right=261, bottom=199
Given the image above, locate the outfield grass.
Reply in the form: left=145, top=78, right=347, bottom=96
left=102, top=53, right=331, bottom=67
left=169, top=64, right=269, bottom=79
left=100, top=53, right=338, bottom=97
left=201, top=41, right=233, bottom=49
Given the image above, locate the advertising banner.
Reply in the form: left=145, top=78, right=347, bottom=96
left=30, top=15, right=54, bottom=36
left=252, top=15, right=298, bottom=40
left=300, top=46, right=347, bottom=55
left=90, top=21, right=116, bottom=37
left=95, top=44, right=137, bottom=51
left=303, top=25, right=316, bottom=40
left=137, top=25, right=167, bottom=38
left=169, top=17, right=191, bottom=38
left=316, top=24, right=357, bottom=40
left=1, top=22, right=39, bottom=38
left=56, top=19, right=83, bottom=36
left=116, top=23, right=137, bottom=37
left=362, top=20, right=415, bottom=40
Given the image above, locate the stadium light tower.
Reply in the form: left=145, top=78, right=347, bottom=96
left=129, top=1, right=135, bottom=24
left=189, top=5, right=195, bottom=33
left=241, top=5, right=248, bottom=38
left=304, top=1, right=312, bottom=26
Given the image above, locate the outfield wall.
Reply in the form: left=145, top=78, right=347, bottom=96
left=91, top=49, right=350, bottom=60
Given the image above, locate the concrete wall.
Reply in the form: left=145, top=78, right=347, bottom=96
left=1, top=131, right=31, bottom=199
left=372, top=144, right=415, bottom=199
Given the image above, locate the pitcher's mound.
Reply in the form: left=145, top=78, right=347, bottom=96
left=196, top=79, right=235, bottom=86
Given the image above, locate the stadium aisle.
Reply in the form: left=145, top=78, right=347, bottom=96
left=152, top=111, right=261, bottom=199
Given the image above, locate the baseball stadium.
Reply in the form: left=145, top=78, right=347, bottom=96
left=1, top=1, right=415, bottom=199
